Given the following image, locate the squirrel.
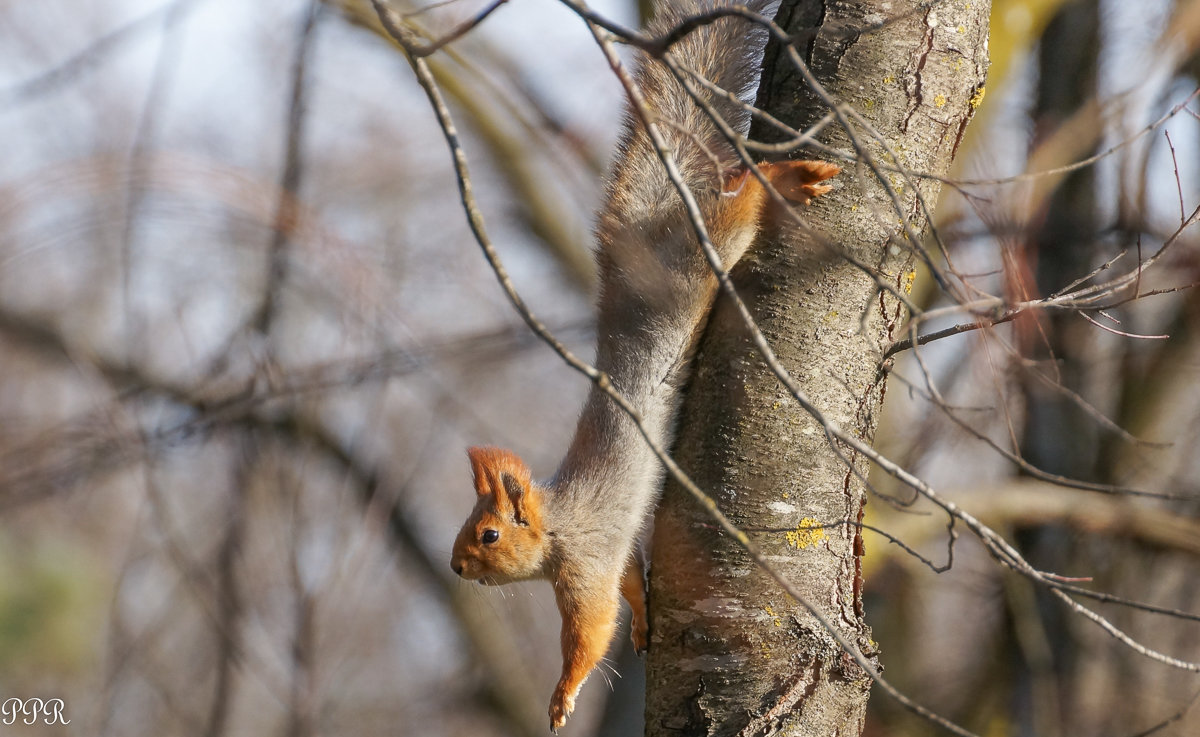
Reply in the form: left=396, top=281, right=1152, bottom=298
left=450, top=0, right=838, bottom=730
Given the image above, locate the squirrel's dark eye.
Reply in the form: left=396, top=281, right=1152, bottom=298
left=481, top=529, right=500, bottom=545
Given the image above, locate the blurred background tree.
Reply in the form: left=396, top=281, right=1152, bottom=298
left=0, top=1, right=1197, bottom=736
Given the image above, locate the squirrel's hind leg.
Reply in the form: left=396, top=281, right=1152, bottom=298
left=620, top=549, right=649, bottom=655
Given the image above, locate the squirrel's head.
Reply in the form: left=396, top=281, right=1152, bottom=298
left=450, top=446, right=547, bottom=585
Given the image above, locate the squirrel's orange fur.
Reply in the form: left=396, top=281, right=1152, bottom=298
left=450, top=1, right=838, bottom=730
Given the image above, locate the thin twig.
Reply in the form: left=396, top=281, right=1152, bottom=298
left=391, top=0, right=510, bottom=57
left=1077, top=310, right=1169, bottom=340
left=750, top=517, right=956, bottom=574
left=1121, top=689, right=1200, bottom=737
left=1165, top=130, right=1185, bottom=226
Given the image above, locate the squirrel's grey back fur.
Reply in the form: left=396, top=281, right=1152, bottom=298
left=547, top=0, right=775, bottom=577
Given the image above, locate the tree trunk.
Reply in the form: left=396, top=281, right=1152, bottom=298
left=646, top=2, right=991, bottom=735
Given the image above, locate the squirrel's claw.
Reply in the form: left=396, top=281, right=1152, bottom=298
left=630, top=612, right=649, bottom=656
left=549, top=688, right=575, bottom=732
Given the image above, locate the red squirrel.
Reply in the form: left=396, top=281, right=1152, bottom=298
left=450, top=0, right=837, bottom=730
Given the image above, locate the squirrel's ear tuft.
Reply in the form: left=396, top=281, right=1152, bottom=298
left=501, top=472, right=531, bottom=525
left=466, top=446, right=534, bottom=508
left=466, top=446, right=494, bottom=497
left=761, top=160, right=840, bottom=205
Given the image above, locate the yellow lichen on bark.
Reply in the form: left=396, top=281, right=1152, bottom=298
left=785, top=517, right=827, bottom=549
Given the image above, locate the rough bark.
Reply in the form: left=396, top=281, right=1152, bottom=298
left=646, top=2, right=991, bottom=735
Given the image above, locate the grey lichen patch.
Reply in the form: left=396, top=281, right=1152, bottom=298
left=768, top=500, right=799, bottom=514
left=693, top=595, right=753, bottom=617
left=663, top=608, right=700, bottom=626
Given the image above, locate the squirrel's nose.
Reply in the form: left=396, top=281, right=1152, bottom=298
left=452, top=561, right=464, bottom=576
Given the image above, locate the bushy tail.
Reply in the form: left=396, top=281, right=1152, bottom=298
left=606, top=0, right=774, bottom=215
left=642, top=0, right=773, bottom=142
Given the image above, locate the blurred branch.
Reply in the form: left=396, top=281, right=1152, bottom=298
left=285, top=459, right=316, bottom=737
left=1, top=0, right=205, bottom=105
left=1128, top=689, right=1200, bottom=737
left=254, top=0, right=323, bottom=337
left=0, top=305, right=553, bottom=737
left=903, top=332, right=1185, bottom=501
left=121, top=0, right=192, bottom=361
left=877, top=478, right=1200, bottom=622
left=0, top=305, right=588, bottom=506
left=202, top=440, right=251, bottom=737
left=327, top=0, right=596, bottom=290
left=966, top=482, right=1200, bottom=557
left=272, top=423, right=549, bottom=736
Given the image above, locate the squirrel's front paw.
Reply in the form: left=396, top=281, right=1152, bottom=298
left=549, top=685, right=576, bottom=733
